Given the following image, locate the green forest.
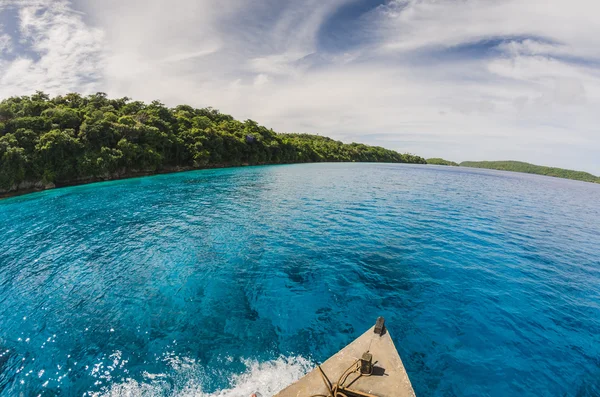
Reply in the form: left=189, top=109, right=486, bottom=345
left=459, top=161, right=600, bottom=183
left=0, top=92, right=425, bottom=195
left=426, top=158, right=600, bottom=183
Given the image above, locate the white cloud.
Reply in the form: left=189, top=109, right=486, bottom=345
left=0, top=0, right=104, bottom=97
left=0, top=0, right=599, bottom=173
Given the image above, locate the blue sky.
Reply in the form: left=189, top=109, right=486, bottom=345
left=1, top=0, right=599, bottom=174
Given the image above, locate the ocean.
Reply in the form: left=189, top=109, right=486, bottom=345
left=0, top=163, right=598, bottom=396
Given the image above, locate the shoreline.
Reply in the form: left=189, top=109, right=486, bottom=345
left=5, top=161, right=599, bottom=201
left=0, top=162, right=266, bottom=200
left=0, top=161, right=423, bottom=200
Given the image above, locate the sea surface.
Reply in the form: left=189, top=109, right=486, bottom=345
left=0, top=163, right=599, bottom=397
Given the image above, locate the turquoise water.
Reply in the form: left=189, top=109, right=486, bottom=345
left=0, top=163, right=599, bottom=396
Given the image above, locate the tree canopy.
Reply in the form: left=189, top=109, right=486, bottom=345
left=0, top=92, right=425, bottom=193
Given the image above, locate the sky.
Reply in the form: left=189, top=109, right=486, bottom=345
left=0, top=0, right=599, bottom=174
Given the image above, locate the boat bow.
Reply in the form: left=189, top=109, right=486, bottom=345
left=274, top=318, right=416, bottom=397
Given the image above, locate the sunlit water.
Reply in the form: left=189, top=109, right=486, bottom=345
left=0, top=163, right=599, bottom=396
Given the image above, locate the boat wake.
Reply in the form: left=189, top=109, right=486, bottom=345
left=87, top=355, right=313, bottom=397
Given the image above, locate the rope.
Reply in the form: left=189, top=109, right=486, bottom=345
left=310, top=358, right=377, bottom=397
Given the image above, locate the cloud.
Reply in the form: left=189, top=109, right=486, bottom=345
left=0, top=0, right=104, bottom=97
left=1, top=0, right=599, bottom=173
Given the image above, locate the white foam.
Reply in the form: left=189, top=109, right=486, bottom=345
left=89, top=355, right=312, bottom=397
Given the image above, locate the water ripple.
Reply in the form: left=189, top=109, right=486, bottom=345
left=0, top=163, right=599, bottom=396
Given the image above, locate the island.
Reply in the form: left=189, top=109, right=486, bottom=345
left=0, top=92, right=426, bottom=197
left=426, top=159, right=600, bottom=184
left=426, top=158, right=459, bottom=166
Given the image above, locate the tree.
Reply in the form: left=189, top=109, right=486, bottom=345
left=35, top=129, right=82, bottom=182
left=41, top=107, right=81, bottom=130
left=0, top=134, right=27, bottom=189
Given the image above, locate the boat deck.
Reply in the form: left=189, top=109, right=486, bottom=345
left=274, top=324, right=415, bottom=397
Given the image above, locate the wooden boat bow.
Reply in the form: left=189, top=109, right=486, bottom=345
left=274, top=318, right=416, bottom=397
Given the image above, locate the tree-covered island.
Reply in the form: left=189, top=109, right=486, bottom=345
left=426, top=159, right=600, bottom=184
left=460, top=161, right=600, bottom=183
left=0, top=92, right=426, bottom=197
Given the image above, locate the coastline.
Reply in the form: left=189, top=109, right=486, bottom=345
left=0, top=160, right=418, bottom=200
left=6, top=161, right=599, bottom=201
left=0, top=162, right=264, bottom=200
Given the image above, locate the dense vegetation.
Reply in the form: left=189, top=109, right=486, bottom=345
left=0, top=92, right=425, bottom=194
left=460, top=161, right=600, bottom=183
left=426, top=158, right=458, bottom=166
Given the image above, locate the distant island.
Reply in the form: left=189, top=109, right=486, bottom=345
left=427, top=159, right=600, bottom=184
left=426, top=158, right=459, bottom=166
left=0, top=92, right=426, bottom=197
